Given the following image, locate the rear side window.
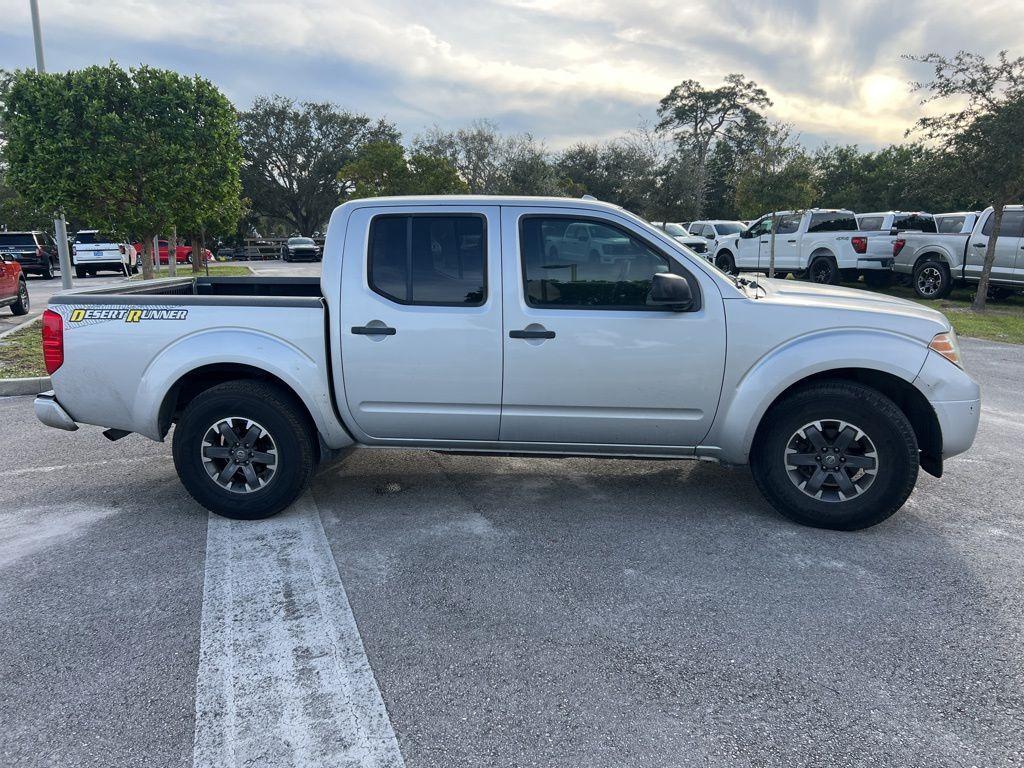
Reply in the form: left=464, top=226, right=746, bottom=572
left=519, top=216, right=674, bottom=310
left=368, top=215, right=486, bottom=306
left=858, top=216, right=884, bottom=231
left=893, top=214, right=936, bottom=233
left=981, top=210, right=1024, bottom=238
left=937, top=216, right=966, bottom=234
left=808, top=212, right=857, bottom=232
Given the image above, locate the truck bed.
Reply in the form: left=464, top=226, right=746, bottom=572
left=51, top=275, right=323, bottom=306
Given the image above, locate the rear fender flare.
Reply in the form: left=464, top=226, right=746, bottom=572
left=133, top=327, right=351, bottom=447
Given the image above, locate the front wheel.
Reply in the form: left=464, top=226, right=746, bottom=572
left=172, top=380, right=316, bottom=519
left=750, top=381, right=918, bottom=530
left=715, top=251, right=737, bottom=275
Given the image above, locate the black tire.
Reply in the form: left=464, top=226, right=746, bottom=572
left=75, top=265, right=88, bottom=279
left=807, top=256, right=839, bottom=285
left=10, top=279, right=29, bottom=316
left=40, top=259, right=54, bottom=280
left=987, top=285, right=1013, bottom=302
left=172, top=380, right=316, bottom=519
left=863, top=271, right=894, bottom=289
left=912, top=258, right=952, bottom=299
left=750, top=380, right=919, bottom=531
left=715, top=251, right=737, bottom=275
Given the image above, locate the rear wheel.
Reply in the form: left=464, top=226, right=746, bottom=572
left=75, top=265, right=88, bottom=279
left=172, top=380, right=316, bottom=519
left=10, top=279, right=29, bottom=316
left=715, top=251, right=737, bottom=275
left=40, top=259, right=54, bottom=280
left=913, top=258, right=952, bottom=299
left=987, top=285, right=1014, bottom=302
left=807, top=256, right=839, bottom=285
left=750, top=381, right=918, bottom=530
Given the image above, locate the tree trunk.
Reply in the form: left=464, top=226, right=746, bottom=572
left=192, top=235, right=204, bottom=274
left=141, top=234, right=155, bottom=281
left=972, top=202, right=1004, bottom=312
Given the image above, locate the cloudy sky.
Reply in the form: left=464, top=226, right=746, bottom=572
left=1, top=0, right=1021, bottom=149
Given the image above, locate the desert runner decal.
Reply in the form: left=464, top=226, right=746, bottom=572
left=59, top=305, right=189, bottom=327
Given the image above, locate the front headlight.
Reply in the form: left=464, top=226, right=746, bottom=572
left=929, top=330, right=963, bottom=369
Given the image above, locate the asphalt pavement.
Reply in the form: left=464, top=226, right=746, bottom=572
left=1, top=274, right=1022, bottom=767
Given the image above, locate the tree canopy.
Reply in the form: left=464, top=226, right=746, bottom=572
left=238, top=95, right=399, bottom=235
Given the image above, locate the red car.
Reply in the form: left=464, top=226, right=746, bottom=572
left=0, top=252, right=30, bottom=316
left=131, top=240, right=212, bottom=265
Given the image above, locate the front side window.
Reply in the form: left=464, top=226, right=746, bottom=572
left=808, top=212, right=857, bottom=232
left=520, top=217, right=674, bottom=309
left=368, top=215, right=486, bottom=306
left=981, top=210, right=1024, bottom=238
left=747, top=218, right=773, bottom=237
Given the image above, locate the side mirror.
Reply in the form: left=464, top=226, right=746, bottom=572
left=739, top=229, right=752, bottom=239
left=649, top=272, right=693, bottom=311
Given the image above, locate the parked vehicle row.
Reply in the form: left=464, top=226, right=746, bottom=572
left=36, top=195, right=980, bottom=532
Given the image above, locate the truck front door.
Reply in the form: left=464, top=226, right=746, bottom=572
left=966, top=210, right=1023, bottom=285
left=339, top=205, right=503, bottom=441
left=498, top=207, right=726, bottom=448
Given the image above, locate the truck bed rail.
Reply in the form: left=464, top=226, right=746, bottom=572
left=49, top=276, right=324, bottom=308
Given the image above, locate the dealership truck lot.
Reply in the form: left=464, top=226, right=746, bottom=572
left=2, top=336, right=1023, bottom=767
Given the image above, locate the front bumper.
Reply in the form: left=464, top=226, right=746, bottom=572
left=931, top=398, right=981, bottom=458
left=914, top=350, right=982, bottom=459
left=34, top=391, right=79, bottom=431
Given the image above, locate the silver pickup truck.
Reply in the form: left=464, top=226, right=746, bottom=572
left=35, top=195, right=981, bottom=531
left=894, top=205, right=1024, bottom=299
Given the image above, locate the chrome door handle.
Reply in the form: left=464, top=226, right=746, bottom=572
left=509, top=329, right=555, bottom=340
left=352, top=325, right=396, bottom=336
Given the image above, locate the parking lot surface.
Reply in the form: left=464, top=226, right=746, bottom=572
left=1, top=335, right=1023, bottom=767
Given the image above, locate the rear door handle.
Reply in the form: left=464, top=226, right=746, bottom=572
left=787, top=239, right=797, bottom=243
left=972, top=242, right=986, bottom=248
left=352, top=325, right=396, bottom=336
left=509, top=329, right=555, bottom=340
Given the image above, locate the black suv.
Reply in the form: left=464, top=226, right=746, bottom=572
left=0, top=231, right=59, bottom=279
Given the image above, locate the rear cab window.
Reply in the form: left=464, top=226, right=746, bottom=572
left=892, top=214, right=936, bottom=233
left=368, top=214, right=486, bottom=306
left=0, top=233, right=38, bottom=248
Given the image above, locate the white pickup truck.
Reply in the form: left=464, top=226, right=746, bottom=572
left=893, top=205, right=1024, bottom=299
left=713, top=209, right=892, bottom=285
left=35, top=196, right=980, bottom=531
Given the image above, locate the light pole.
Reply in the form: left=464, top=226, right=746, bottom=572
left=30, top=0, right=74, bottom=290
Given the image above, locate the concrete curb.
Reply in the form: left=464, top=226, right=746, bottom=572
left=0, top=376, right=51, bottom=397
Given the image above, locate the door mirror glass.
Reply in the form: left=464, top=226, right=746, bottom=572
left=648, top=272, right=693, bottom=311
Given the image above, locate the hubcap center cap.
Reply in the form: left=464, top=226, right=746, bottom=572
left=233, top=448, right=249, bottom=462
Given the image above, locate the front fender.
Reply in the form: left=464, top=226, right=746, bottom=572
left=705, top=329, right=930, bottom=465
left=133, top=327, right=352, bottom=447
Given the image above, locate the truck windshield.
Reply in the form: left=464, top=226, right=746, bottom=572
left=715, top=223, right=744, bottom=236
left=288, top=238, right=315, bottom=245
left=664, top=224, right=687, bottom=236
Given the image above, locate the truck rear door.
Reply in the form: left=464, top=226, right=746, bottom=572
left=497, top=207, right=726, bottom=448
left=338, top=205, right=503, bottom=441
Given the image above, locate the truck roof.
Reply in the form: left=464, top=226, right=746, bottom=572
left=334, top=195, right=625, bottom=214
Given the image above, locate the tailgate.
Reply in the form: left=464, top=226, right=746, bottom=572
left=74, top=244, right=122, bottom=262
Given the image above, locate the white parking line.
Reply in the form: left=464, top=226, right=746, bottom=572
left=192, top=493, right=405, bottom=768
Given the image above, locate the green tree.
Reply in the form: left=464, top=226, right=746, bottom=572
left=657, top=74, right=771, bottom=214
left=905, top=50, right=1024, bottom=310
left=338, top=141, right=467, bottom=199
left=732, top=123, right=818, bottom=220
left=0, top=63, right=243, bottom=279
left=239, top=95, right=398, bottom=235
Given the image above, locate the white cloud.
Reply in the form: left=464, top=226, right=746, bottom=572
left=2, top=0, right=1022, bottom=148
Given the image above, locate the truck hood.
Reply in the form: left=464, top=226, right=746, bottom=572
left=750, top=278, right=951, bottom=340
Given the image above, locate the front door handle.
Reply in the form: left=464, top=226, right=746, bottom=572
left=787, top=239, right=797, bottom=243
left=352, top=325, right=396, bottom=336
left=509, top=329, right=555, bottom=340
left=972, top=242, right=986, bottom=248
